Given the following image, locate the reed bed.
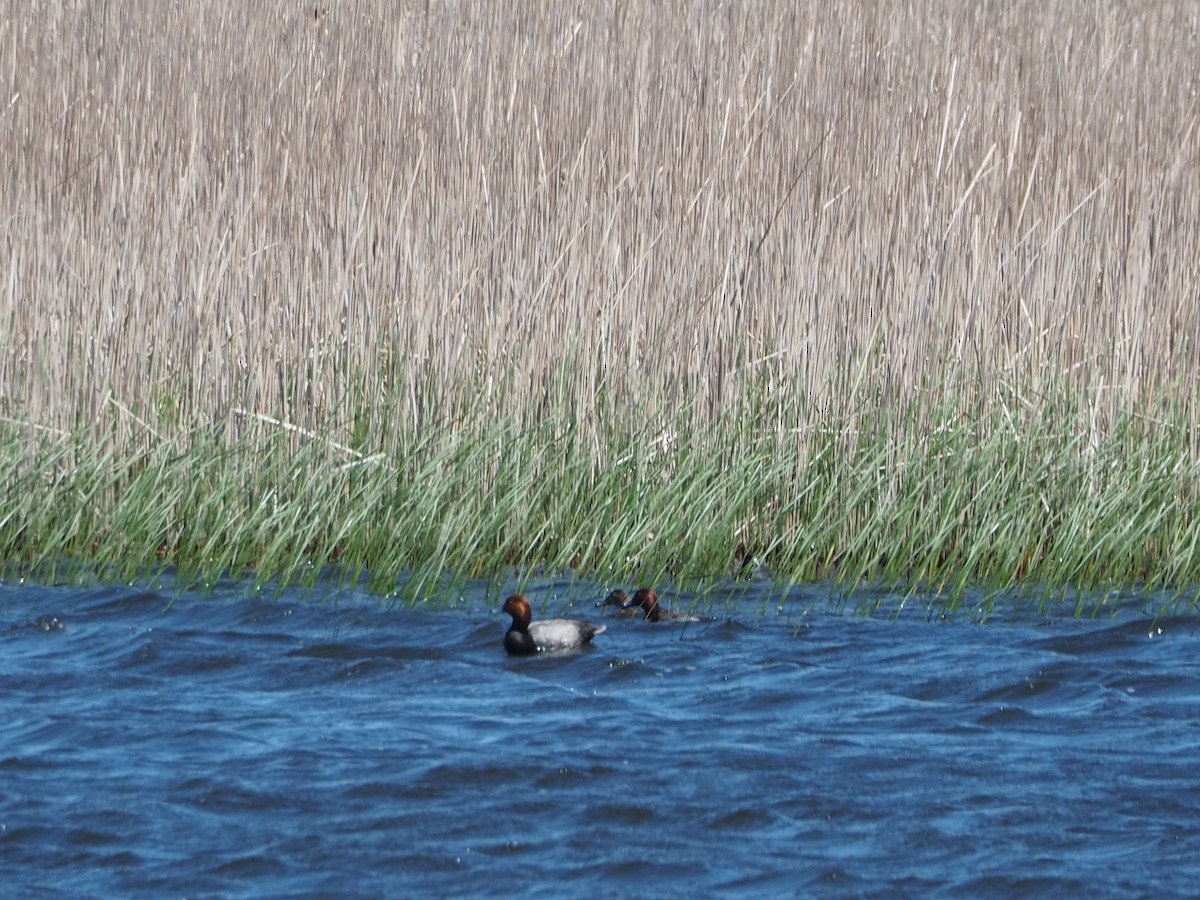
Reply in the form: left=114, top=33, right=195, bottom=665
left=2, top=2, right=1198, bottom=608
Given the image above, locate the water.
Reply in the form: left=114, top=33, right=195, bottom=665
left=3, top=575, right=1199, bottom=897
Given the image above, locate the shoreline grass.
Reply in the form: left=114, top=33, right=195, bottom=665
left=2, top=369, right=1197, bottom=613
left=3, top=3, right=1199, bottom=611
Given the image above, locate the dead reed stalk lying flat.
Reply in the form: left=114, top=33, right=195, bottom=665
left=2, top=2, right=1197, bottom=456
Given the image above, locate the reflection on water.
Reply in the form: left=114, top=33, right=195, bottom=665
left=2, top=576, right=1199, bottom=896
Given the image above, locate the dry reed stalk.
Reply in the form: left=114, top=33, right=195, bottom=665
left=1, top=1, right=1197, bottom=460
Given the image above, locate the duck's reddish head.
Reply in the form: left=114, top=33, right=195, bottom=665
left=502, top=594, right=533, bottom=629
left=597, top=589, right=630, bottom=610
left=629, top=588, right=662, bottom=621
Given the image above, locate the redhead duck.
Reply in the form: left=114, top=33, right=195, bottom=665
left=623, top=588, right=712, bottom=623
left=501, top=594, right=605, bottom=656
left=595, top=589, right=641, bottom=617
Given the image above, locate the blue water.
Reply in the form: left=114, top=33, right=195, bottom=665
left=3, top=575, right=1199, bottom=897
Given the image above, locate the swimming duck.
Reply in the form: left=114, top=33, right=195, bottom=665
left=595, top=589, right=641, bottom=617
left=623, top=588, right=712, bottom=623
left=501, top=594, right=605, bottom=656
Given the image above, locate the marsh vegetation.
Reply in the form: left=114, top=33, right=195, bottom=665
left=3, top=2, right=1198, bottom=607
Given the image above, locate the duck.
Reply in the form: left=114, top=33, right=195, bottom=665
left=501, top=594, right=605, bottom=656
left=595, top=589, right=641, bottom=617
left=622, top=588, right=713, bottom=623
